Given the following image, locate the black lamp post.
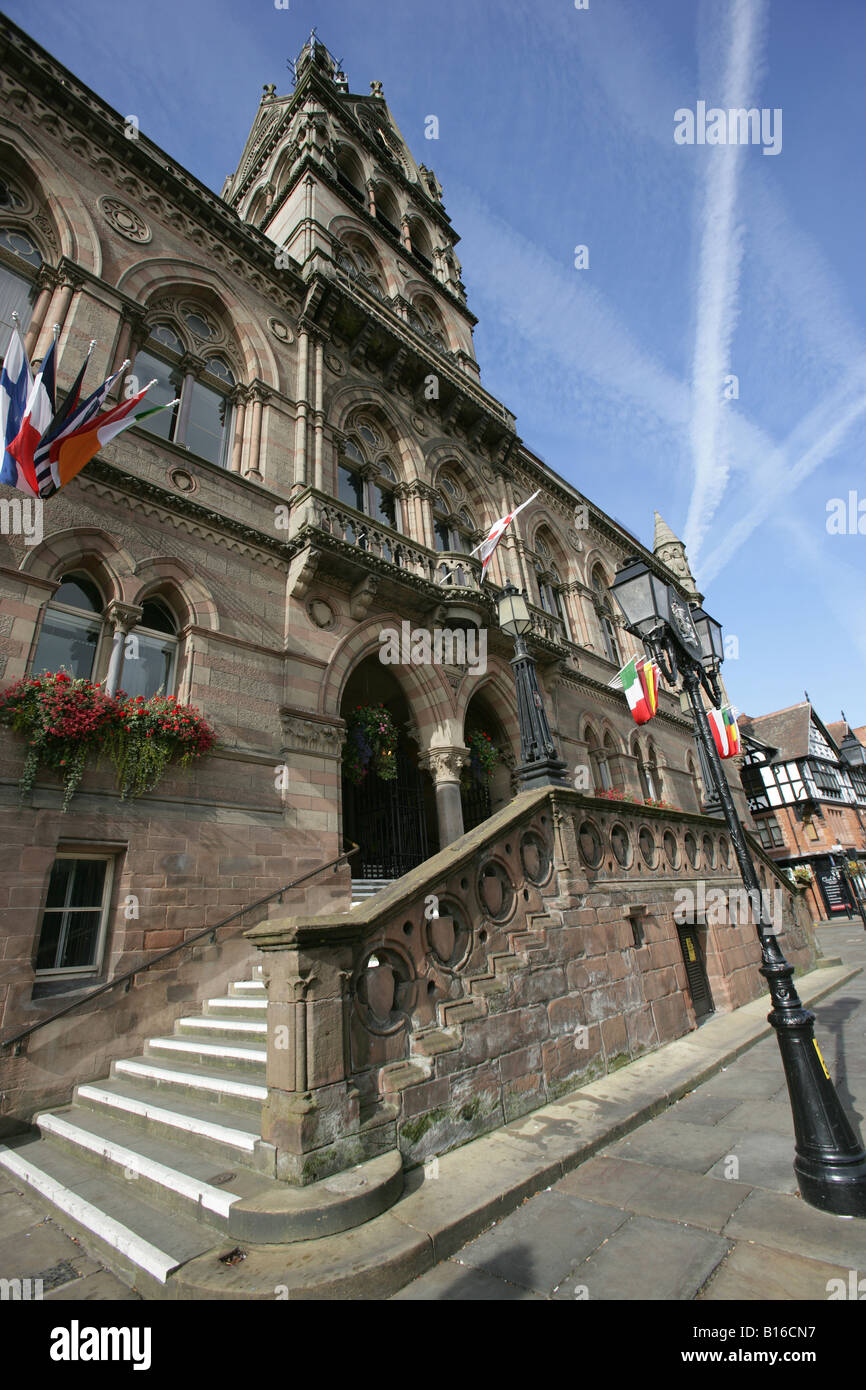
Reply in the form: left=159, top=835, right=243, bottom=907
left=610, top=554, right=866, bottom=1217
left=496, top=583, right=568, bottom=790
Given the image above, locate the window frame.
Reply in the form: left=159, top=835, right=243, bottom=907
left=133, top=324, right=235, bottom=469
left=35, top=852, right=116, bottom=979
left=30, top=574, right=107, bottom=683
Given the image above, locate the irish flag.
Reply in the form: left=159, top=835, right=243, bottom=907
left=619, top=656, right=659, bottom=725
left=708, top=706, right=741, bottom=759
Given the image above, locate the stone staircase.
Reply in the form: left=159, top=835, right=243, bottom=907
left=380, top=908, right=555, bottom=1101
left=0, top=960, right=401, bottom=1295
left=350, top=877, right=393, bottom=908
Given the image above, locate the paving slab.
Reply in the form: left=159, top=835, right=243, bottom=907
left=664, top=1091, right=744, bottom=1127
left=720, top=1099, right=795, bottom=1139
left=454, top=1189, right=630, bottom=1294
left=392, top=1260, right=543, bottom=1300
left=723, top=1188, right=866, bottom=1269
left=706, top=1130, right=800, bottom=1194
left=558, top=1157, right=753, bottom=1233
left=606, top=1116, right=743, bottom=1173
left=553, top=1214, right=730, bottom=1301
left=44, top=1269, right=141, bottom=1300
left=698, top=1241, right=851, bottom=1301
left=0, top=1218, right=102, bottom=1283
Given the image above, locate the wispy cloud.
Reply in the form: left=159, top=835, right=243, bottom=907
left=684, top=0, right=767, bottom=563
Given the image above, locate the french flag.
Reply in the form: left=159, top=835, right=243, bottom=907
left=7, top=334, right=57, bottom=497
left=0, top=323, right=34, bottom=492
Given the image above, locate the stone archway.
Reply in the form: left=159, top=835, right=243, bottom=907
left=461, top=690, right=514, bottom=832
left=339, top=655, right=437, bottom=879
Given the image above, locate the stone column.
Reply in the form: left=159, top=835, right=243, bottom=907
left=420, top=748, right=466, bottom=848
left=244, top=913, right=397, bottom=1185
left=104, top=601, right=143, bottom=697
left=228, top=386, right=248, bottom=474
left=109, top=309, right=147, bottom=401
left=174, top=355, right=203, bottom=446
left=23, top=266, right=57, bottom=356
left=312, top=335, right=325, bottom=491
left=244, top=384, right=270, bottom=482
left=293, top=327, right=310, bottom=488
left=33, top=266, right=82, bottom=361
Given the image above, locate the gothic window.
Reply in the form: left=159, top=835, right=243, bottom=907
left=373, top=182, right=401, bottom=239
left=591, top=565, right=622, bottom=666
left=409, top=295, right=448, bottom=350
left=407, top=216, right=434, bottom=273
left=335, top=145, right=366, bottom=205
left=133, top=321, right=234, bottom=468
left=336, top=239, right=387, bottom=300
left=433, top=492, right=475, bottom=553
left=337, top=428, right=402, bottom=536
left=585, top=724, right=611, bottom=792
left=0, top=227, right=42, bottom=355
left=646, top=742, right=663, bottom=800
left=118, top=600, right=179, bottom=702
left=32, top=573, right=104, bottom=681
left=533, top=534, right=571, bottom=638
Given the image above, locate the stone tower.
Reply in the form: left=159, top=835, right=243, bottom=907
left=653, top=511, right=701, bottom=602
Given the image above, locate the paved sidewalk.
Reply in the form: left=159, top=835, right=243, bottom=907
left=394, top=923, right=866, bottom=1301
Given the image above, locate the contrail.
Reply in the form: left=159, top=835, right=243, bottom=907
left=684, top=0, right=767, bottom=563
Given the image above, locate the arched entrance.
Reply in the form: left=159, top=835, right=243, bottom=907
left=340, top=657, right=437, bottom=879
left=461, top=692, right=513, bottom=833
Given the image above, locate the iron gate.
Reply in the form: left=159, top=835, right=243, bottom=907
left=342, top=752, right=429, bottom=879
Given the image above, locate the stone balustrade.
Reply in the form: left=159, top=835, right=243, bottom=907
left=245, top=786, right=816, bottom=1183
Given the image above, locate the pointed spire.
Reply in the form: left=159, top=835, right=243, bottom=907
left=652, top=512, right=701, bottom=600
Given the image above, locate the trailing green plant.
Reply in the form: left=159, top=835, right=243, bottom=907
left=109, top=692, right=216, bottom=799
left=342, top=703, right=398, bottom=785
left=0, top=671, right=216, bottom=810
left=463, top=730, right=500, bottom=787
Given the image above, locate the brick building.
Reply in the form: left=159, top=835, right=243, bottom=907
left=0, top=20, right=817, bottom=1289
left=739, top=704, right=866, bottom=921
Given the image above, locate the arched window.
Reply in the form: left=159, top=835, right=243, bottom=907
left=32, top=573, right=103, bottom=681
left=409, top=295, right=448, bottom=350
left=646, top=742, right=663, bottom=801
left=534, top=533, right=571, bottom=639
left=337, top=422, right=403, bottom=538
left=634, top=741, right=650, bottom=800
left=591, top=565, right=622, bottom=666
left=119, top=599, right=179, bottom=702
left=335, top=145, right=366, bottom=206
left=433, top=492, right=475, bottom=554
left=373, top=182, right=401, bottom=238
left=407, top=216, right=434, bottom=273
left=133, top=320, right=234, bottom=468
left=585, top=724, right=611, bottom=792
left=0, top=225, right=42, bottom=355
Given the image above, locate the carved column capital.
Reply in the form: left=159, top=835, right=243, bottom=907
left=105, top=600, right=143, bottom=634
left=419, top=747, right=467, bottom=783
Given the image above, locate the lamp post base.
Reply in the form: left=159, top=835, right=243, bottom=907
left=516, top=757, right=569, bottom=791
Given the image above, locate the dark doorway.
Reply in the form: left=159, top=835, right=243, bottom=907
left=676, top=924, right=714, bottom=1022
left=340, top=657, right=435, bottom=880
left=461, top=692, right=512, bottom=834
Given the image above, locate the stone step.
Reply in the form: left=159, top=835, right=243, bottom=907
left=203, top=996, right=268, bottom=1021
left=0, top=1136, right=221, bottom=1288
left=145, top=1035, right=266, bottom=1077
left=174, top=1015, right=267, bottom=1043
left=411, top=1027, right=461, bottom=1058
left=440, top=997, right=487, bottom=1026
left=113, top=1055, right=267, bottom=1115
left=34, top=1105, right=271, bottom=1227
left=379, top=1060, right=430, bottom=1094
left=73, top=1078, right=261, bottom=1164
left=229, top=979, right=266, bottom=997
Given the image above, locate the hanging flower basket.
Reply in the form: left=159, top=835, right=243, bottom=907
left=792, top=865, right=814, bottom=886
left=462, top=730, right=500, bottom=789
left=0, top=672, right=216, bottom=811
left=342, top=703, right=398, bottom=785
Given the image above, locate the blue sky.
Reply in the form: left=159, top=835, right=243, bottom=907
left=8, top=0, right=866, bottom=727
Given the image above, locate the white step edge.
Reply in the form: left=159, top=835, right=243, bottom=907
left=76, top=1086, right=257, bottom=1154
left=0, top=1145, right=179, bottom=1283
left=207, top=997, right=267, bottom=1010
left=36, top=1113, right=240, bottom=1219
left=177, top=1017, right=267, bottom=1034
left=232, top=981, right=265, bottom=992
left=115, top=1059, right=266, bottom=1102
left=149, top=1037, right=265, bottom=1064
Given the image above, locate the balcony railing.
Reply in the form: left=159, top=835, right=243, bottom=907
left=310, top=495, right=484, bottom=591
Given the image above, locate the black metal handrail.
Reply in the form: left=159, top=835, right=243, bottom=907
left=1, top=843, right=359, bottom=1055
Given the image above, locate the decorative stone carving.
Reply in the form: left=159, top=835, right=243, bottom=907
left=349, top=575, right=378, bottom=621
left=168, top=467, right=197, bottom=494
left=325, top=351, right=345, bottom=375
left=279, top=710, right=343, bottom=757
left=306, top=598, right=336, bottom=629
left=418, top=748, right=465, bottom=783
left=268, top=317, right=294, bottom=343
left=98, top=196, right=151, bottom=243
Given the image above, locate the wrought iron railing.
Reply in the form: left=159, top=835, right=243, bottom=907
left=1, top=844, right=359, bottom=1056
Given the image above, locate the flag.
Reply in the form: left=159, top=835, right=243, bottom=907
left=36, top=357, right=129, bottom=497
left=471, top=489, right=540, bottom=580
left=619, top=657, right=653, bottom=724
left=7, top=334, right=57, bottom=496
left=44, top=383, right=175, bottom=493
left=637, top=656, right=659, bottom=719
left=32, top=340, right=95, bottom=497
left=0, top=322, right=33, bottom=491
left=708, top=706, right=741, bottom=759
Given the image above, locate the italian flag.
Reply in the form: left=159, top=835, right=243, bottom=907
left=708, top=706, right=741, bottom=759
left=46, top=383, right=176, bottom=493
left=619, top=656, right=659, bottom=725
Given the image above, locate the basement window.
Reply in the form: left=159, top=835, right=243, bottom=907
left=35, top=855, right=114, bottom=977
